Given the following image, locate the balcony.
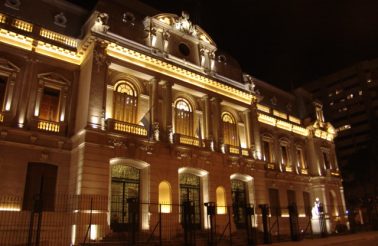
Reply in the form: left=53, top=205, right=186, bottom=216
left=285, top=166, right=293, bottom=172
left=29, top=118, right=66, bottom=134
left=173, top=133, right=202, bottom=147
left=266, top=163, right=275, bottom=170
left=106, top=119, right=147, bottom=136
left=37, top=120, right=60, bottom=132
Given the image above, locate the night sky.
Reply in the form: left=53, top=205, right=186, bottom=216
left=71, top=0, right=378, bottom=90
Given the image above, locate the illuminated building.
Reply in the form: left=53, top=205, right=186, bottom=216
left=0, top=0, right=346, bottom=244
left=301, top=59, right=378, bottom=208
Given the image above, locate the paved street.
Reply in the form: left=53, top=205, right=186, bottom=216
left=276, top=231, right=378, bottom=245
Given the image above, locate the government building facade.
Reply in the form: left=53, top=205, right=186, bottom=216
left=0, top=0, right=346, bottom=245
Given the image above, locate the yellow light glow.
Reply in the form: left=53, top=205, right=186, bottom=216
left=89, top=224, right=97, bottom=240
left=40, top=28, right=77, bottom=48
left=159, top=181, right=172, bottom=213
left=216, top=187, right=227, bottom=214
left=12, top=19, right=33, bottom=32
left=273, top=110, right=287, bottom=120
left=257, top=103, right=270, bottom=113
left=35, top=41, right=82, bottom=64
left=289, top=115, right=301, bottom=124
left=0, top=206, right=21, bottom=211
left=0, top=112, right=3, bottom=122
left=71, top=225, right=76, bottom=245
left=241, top=149, right=249, bottom=156
left=0, top=14, right=6, bottom=23
left=106, top=43, right=254, bottom=105
left=0, top=28, right=33, bottom=50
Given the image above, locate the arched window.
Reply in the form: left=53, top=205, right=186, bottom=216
left=174, top=98, right=193, bottom=136
left=158, top=181, right=172, bottom=213
left=222, top=112, right=238, bottom=146
left=216, top=186, right=227, bottom=214
left=113, top=81, right=138, bottom=123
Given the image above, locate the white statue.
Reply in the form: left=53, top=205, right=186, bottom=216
left=311, top=201, right=319, bottom=219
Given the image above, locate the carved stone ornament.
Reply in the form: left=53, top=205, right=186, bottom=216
left=92, top=12, right=110, bottom=33
left=54, top=12, right=67, bottom=28
left=94, top=43, right=109, bottom=72
left=122, top=12, right=135, bottom=25
left=4, top=0, right=20, bottom=10
left=175, top=11, right=197, bottom=37
left=270, top=96, right=277, bottom=106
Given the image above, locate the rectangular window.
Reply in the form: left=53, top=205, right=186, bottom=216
left=263, top=140, right=271, bottom=162
left=287, top=190, right=296, bottom=206
left=296, top=148, right=306, bottom=169
left=0, top=76, right=7, bottom=110
left=323, top=151, right=330, bottom=169
left=39, top=87, right=60, bottom=122
left=22, top=163, right=58, bottom=211
left=269, top=188, right=281, bottom=216
left=303, top=192, right=311, bottom=216
left=280, top=145, right=288, bottom=165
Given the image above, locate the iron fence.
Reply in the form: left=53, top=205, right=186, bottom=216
left=0, top=195, right=356, bottom=245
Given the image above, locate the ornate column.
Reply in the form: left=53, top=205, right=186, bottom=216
left=250, top=98, right=262, bottom=159
left=149, top=78, right=158, bottom=123
left=202, top=95, right=210, bottom=139
left=306, top=129, right=322, bottom=176
left=149, top=78, right=159, bottom=140
left=210, top=96, right=222, bottom=149
left=88, top=41, right=109, bottom=129
left=161, top=80, right=173, bottom=142
left=243, top=109, right=252, bottom=148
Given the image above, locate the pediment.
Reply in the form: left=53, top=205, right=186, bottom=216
left=37, top=72, right=71, bottom=85
left=0, top=58, right=20, bottom=72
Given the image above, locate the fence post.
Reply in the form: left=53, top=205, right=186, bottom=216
left=204, top=202, right=216, bottom=246
left=288, top=203, right=300, bottom=241
left=128, top=198, right=138, bottom=245
left=228, top=206, right=232, bottom=246
left=83, top=197, right=93, bottom=245
left=245, top=204, right=256, bottom=245
left=259, top=204, right=270, bottom=244
left=159, top=204, right=162, bottom=246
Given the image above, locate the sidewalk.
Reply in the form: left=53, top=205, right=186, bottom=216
left=275, top=231, right=378, bottom=245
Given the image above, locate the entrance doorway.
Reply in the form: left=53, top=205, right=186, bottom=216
left=231, top=179, right=247, bottom=228
left=110, top=164, right=140, bottom=231
left=180, top=173, right=201, bottom=227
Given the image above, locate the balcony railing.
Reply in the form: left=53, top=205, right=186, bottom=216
left=241, top=148, right=249, bottom=157
left=285, top=166, right=293, bottom=172
left=266, top=163, right=275, bottom=170
left=301, top=169, right=309, bottom=175
left=106, top=119, right=147, bottom=136
left=229, top=145, right=240, bottom=155
left=37, top=120, right=60, bottom=133
left=173, top=133, right=202, bottom=147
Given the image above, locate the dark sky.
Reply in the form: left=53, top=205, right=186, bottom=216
left=72, top=0, right=378, bottom=90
